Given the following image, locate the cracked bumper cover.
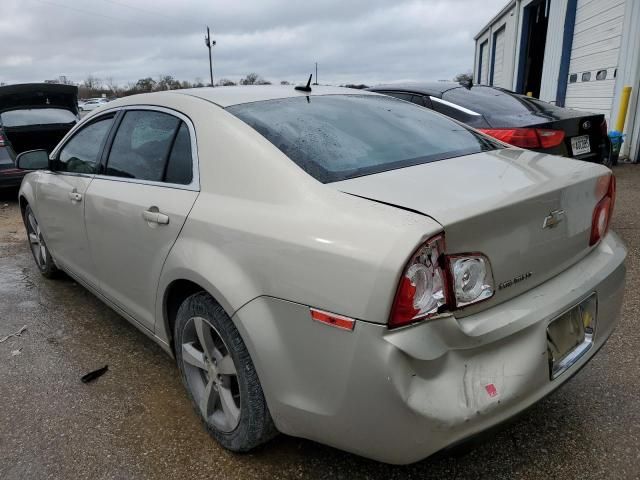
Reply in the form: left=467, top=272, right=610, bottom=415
left=233, top=231, right=626, bottom=464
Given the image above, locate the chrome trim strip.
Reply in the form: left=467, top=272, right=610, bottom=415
left=430, top=97, right=482, bottom=116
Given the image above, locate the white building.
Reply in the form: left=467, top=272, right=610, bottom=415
left=474, top=0, right=640, bottom=161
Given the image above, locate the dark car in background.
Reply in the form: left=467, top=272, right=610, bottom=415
left=368, top=83, right=612, bottom=166
left=0, top=83, right=79, bottom=189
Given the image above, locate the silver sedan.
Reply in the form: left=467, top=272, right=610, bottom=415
left=16, top=86, right=625, bottom=464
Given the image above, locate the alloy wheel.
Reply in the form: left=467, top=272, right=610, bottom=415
left=26, top=211, right=47, bottom=269
left=181, top=316, right=241, bottom=432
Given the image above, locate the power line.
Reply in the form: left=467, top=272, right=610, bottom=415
left=32, top=0, right=151, bottom=28
left=98, top=0, right=201, bottom=30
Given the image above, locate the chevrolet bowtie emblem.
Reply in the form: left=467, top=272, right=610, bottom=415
left=543, top=209, right=565, bottom=229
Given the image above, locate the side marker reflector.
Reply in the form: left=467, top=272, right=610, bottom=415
left=310, top=308, right=355, bottom=331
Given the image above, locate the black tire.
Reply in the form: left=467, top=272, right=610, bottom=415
left=174, top=291, right=277, bottom=452
left=600, top=154, right=614, bottom=168
left=24, top=205, right=59, bottom=279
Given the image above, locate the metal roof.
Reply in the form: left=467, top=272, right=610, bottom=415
left=167, top=85, right=377, bottom=108
left=474, top=0, right=516, bottom=40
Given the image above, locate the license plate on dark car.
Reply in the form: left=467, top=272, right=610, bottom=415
left=570, top=135, right=591, bottom=156
left=547, top=294, right=596, bottom=379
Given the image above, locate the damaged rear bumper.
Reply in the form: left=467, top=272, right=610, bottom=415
left=233, top=231, right=626, bottom=464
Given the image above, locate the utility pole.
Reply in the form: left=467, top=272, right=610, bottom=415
left=205, top=26, right=216, bottom=86
left=314, top=62, right=318, bottom=85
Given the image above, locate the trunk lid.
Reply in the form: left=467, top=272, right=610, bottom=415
left=332, top=148, right=610, bottom=315
left=0, top=83, right=78, bottom=115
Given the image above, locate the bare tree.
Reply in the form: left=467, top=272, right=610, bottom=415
left=217, top=78, right=237, bottom=86
left=134, top=77, right=157, bottom=92
left=156, top=75, right=181, bottom=91
left=104, top=76, right=119, bottom=95
left=240, top=73, right=263, bottom=85
left=280, top=80, right=290, bottom=85
left=453, top=71, right=473, bottom=85
left=83, top=75, right=102, bottom=91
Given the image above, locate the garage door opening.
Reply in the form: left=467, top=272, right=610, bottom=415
left=517, top=0, right=549, bottom=98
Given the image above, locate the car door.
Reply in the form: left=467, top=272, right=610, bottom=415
left=35, top=113, right=115, bottom=288
left=84, top=107, right=199, bottom=331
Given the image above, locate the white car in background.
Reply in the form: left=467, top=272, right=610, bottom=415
left=79, top=98, right=109, bottom=111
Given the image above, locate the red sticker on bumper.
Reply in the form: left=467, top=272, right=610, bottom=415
left=485, top=383, right=498, bottom=397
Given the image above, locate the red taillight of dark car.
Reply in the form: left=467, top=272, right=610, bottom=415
left=600, top=119, right=608, bottom=137
left=389, top=234, right=495, bottom=328
left=0, top=133, right=6, bottom=147
left=478, top=128, right=565, bottom=149
left=590, top=174, right=616, bottom=247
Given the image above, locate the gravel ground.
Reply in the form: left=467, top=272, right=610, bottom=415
left=0, top=165, right=639, bottom=480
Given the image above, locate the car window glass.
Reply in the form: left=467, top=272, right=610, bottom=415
left=58, top=116, right=114, bottom=174
left=106, top=110, right=180, bottom=181
left=410, top=95, right=426, bottom=107
left=228, top=95, right=499, bottom=183
left=383, top=92, right=413, bottom=102
left=442, top=86, right=569, bottom=116
left=1, top=108, right=77, bottom=127
left=430, top=98, right=468, bottom=121
left=0, top=147, right=13, bottom=164
left=165, top=122, right=193, bottom=185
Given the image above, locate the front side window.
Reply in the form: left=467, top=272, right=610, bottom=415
left=57, top=116, right=114, bottom=174
left=228, top=95, right=499, bottom=183
left=106, top=110, right=181, bottom=182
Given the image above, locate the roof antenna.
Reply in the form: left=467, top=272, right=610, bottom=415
left=295, top=74, right=313, bottom=92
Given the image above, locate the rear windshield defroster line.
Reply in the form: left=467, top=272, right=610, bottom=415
left=227, top=95, right=500, bottom=183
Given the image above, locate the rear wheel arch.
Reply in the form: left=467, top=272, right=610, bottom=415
left=163, top=279, right=239, bottom=356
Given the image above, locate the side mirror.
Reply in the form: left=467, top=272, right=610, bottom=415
left=16, top=149, right=50, bottom=170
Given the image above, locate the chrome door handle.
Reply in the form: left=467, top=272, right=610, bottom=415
left=143, top=209, right=170, bottom=225
left=68, top=191, right=82, bottom=202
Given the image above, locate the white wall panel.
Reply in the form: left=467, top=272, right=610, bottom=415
left=565, top=0, right=626, bottom=121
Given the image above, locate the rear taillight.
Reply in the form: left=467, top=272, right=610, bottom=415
left=479, top=128, right=565, bottom=149
left=389, top=234, right=495, bottom=328
left=447, top=254, right=494, bottom=308
left=0, top=133, right=5, bottom=147
left=536, top=129, right=566, bottom=148
left=590, top=174, right=616, bottom=246
left=600, top=119, right=608, bottom=136
left=389, top=234, right=448, bottom=328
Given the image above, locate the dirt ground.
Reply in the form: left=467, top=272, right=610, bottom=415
left=0, top=165, right=639, bottom=479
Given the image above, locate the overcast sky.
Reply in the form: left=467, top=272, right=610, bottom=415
left=1, top=0, right=506, bottom=87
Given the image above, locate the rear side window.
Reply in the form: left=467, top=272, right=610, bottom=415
left=0, top=108, right=77, bottom=127
left=165, top=122, right=193, bottom=185
left=106, top=111, right=180, bottom=182
left=57, top=116, right=114, bottom=174
left=228, top=95, right=499, bottom=183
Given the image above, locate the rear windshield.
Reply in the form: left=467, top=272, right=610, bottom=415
left=442, top=86, right=569, bottom=116
left=227, top=95, right=499, bottom=183
left=0, top=108, right=77, bottom=128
